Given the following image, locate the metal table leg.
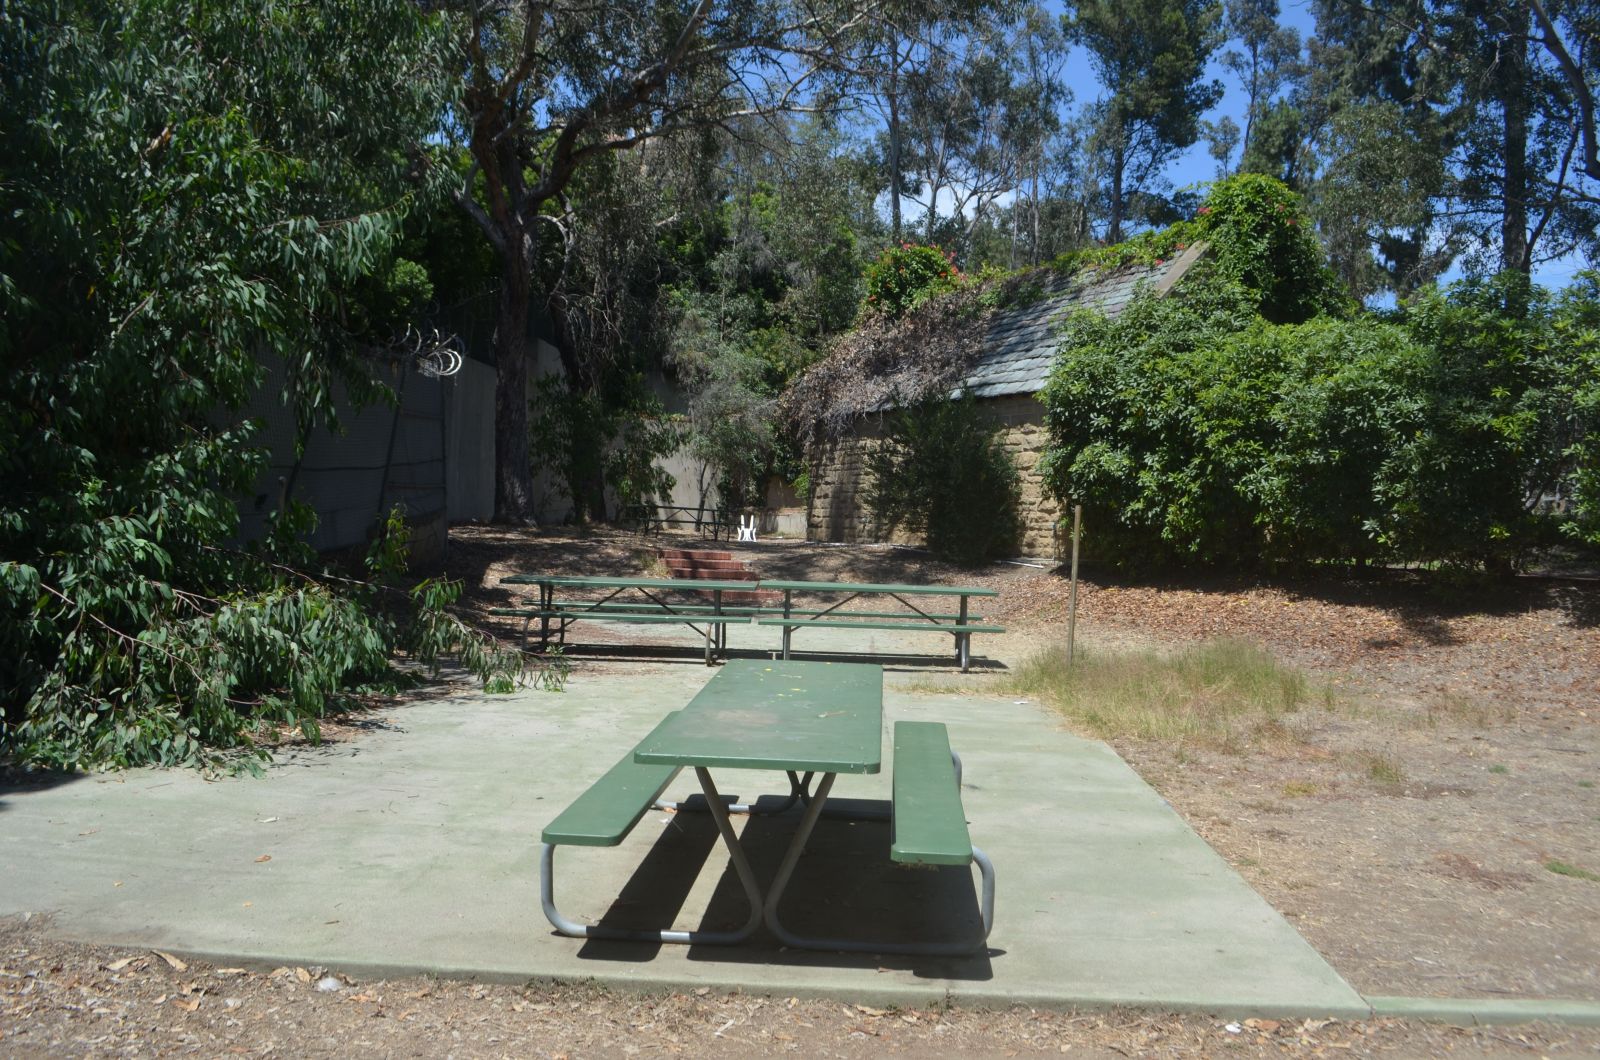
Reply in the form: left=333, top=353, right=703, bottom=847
left=763, top=773, right=995, bottom=956
left=655, top=770, right=812, bottom=816
left=539, top=768, right=764, bottom=945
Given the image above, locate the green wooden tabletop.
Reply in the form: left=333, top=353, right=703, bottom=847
left=757, top=579, right=999, bottom=596
left=501, top=574, right=756, bottom=592
left=633, top=659, right=883, bottom=774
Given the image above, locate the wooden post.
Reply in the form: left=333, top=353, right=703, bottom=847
left=1067, top=504, right=1082, bottom=666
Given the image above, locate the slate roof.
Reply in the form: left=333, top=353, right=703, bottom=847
left=958, top=243, right=1205, bottom=400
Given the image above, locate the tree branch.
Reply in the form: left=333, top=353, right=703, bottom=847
left=1528, top=0, right=1600, bottom=181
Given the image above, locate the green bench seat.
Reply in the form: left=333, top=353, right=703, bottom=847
left=541, top=749, right=682, bottom=847
left=756, top=617, right=1004, bottom=672
left=495, top=606, right=742, bottom=664
left=551, top=600, right=763, bottom=615
left=538, top=722, right=764, bottom=944
left=494, top=607, right=744, bottom=625
left=755, top=608, right=979, bottom=621
left=550, top=602, right=982, bottom=622
left=891, top=721, right=972, bottom=865
left=888, top=721, right=995, bottom=952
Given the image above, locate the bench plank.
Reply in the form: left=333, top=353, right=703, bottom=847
left=891, top=721, right=972, bottom=866
left=553, top=601, right=763, bottom=615
left=494, top=608, right=742, bottom=625
left=541, top=750, right=682, bottom=847
left=757, top=618, right=1005, bottom=634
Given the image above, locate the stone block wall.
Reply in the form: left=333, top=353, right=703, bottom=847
left=805, top=394, right=1063, bottom=559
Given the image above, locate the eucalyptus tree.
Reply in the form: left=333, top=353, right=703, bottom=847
left=1219, top=0, right=1302, bottom=167
left=1, top=0, right=528, bottom=770
left=897, top=5, right=1066, bottom=260
left=1064, top=0, right=1225, bottom=243
left=665, top=115, right=880, bottom=507
left=1308, top=0, right=1600, bottom=285
left=442, top=0, right=875, bottom=524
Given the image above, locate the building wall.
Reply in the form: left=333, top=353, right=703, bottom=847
left=234, top=339, right=582, bottom=567
left=804, top=394, right=1063, bottom=560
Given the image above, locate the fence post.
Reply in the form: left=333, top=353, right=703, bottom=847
left=1067, top=503, right=1082, bottom=667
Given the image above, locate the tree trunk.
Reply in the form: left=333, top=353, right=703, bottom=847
left=492, top=247, right=537, bottom=524
left=888, top=41, right=902, bottom=242
left=551, top=315, right=609, bottom=524
left=1030, top=164, right=1041, bottom=264
left=1500, top=5, right=1530, bottom=273
left=1108, top=134, right=1125, bottom=245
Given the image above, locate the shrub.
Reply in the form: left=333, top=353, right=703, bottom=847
left=864, top=392, right=1021, bottom=565
left=862, top=244, right=962, bottom=321
left=1039, top=267, right=1600, bottom=571
left=0, top=0, right=547, bottom=772
left=1194, top=174, right=1348, bottom=324
left=528, top=376, right=680, bottom=521
left=1382, top=271, right=1600, bottom=564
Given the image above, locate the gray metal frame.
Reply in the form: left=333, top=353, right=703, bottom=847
left=539, top=768, right=764, bottom=944
left=539, top=753, right=995, bottom=956
left=762, top=772, right=997, bottom=956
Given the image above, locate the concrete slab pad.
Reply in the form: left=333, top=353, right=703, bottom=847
left=0, top=657, right=1368, bottom=1018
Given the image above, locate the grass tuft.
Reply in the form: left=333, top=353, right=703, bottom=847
left=1423, top=693, right=1511, bottom=728
left=635, top=550, right=670, bottom=578
left=1363, top=753, right=1405, bottom=785
left=1545, top=860, right=1600, bottom=883
left=1003, top=639, right=1310, bottom=751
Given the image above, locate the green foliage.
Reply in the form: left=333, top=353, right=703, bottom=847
left=864, top=392, right=1021, bottom=566
left=1048, top=175, right=1343, bottom=324
left=0, top=0, right=546, bottom=773
left=527, top=377, right=681, bottom=521
left=1193, top=174, right=1346, bottom=323
left=1038, top=266, right=1600, bottom=570
left=862, top=244, right=963, bottom=321
left=1557, top=274, right=1600, bottom=548
left=1382, top=272, right=1600, bottom=564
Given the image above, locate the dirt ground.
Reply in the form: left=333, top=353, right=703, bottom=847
left=8, top=917, right=1600, bottom=1059
left=6, top=524, right=1599, bottom=1057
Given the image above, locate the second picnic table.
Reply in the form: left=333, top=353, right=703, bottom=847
left=756, top=579, right=1002, bottom=672
left=498, top=573, right=754, bottom=663
left=496, top=573, right=1006, bottom=669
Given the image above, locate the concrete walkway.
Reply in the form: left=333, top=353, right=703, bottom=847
left=0, top=632, right=1370, bottom=1018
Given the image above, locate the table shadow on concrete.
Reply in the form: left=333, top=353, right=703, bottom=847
left=566, top=804, right=993, bottom=979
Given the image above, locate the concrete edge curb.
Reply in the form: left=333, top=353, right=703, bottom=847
left=1365, top=995, right=1600, bottom=1027
left=87, top=937, right=1380, bottom=1021
left=40, top=930, right=1600, bottom=1028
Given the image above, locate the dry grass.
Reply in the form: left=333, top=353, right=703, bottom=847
left=1421, top=691, right=1514, bottom=728
left=1004, top=638, right=1313, bottom=752
left=1352, top=751, right=1406, bottom=786
left=634, top=548, right=670, bottom=578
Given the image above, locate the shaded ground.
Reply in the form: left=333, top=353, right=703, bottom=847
left=453, top=526, right=1600, bottom=1002
left=6, top=917, right=1599, bottom=1058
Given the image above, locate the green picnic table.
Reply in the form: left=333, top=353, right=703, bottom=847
left=757, top=579, right=1003, bottom=672
left=497, top=573, right=1006, bottom=670
left=537, top=659, right=996, bottom=954
left=498, top=573, right=755, bottom=663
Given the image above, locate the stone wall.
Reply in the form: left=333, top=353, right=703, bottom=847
left=805, top=394, right=1063, bottom=559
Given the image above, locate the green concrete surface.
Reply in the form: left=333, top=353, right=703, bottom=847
left=0, top=623, right=1371, bottom=1017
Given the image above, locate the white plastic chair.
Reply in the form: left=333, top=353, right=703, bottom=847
left=737, top=514, right=757, bottom=542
